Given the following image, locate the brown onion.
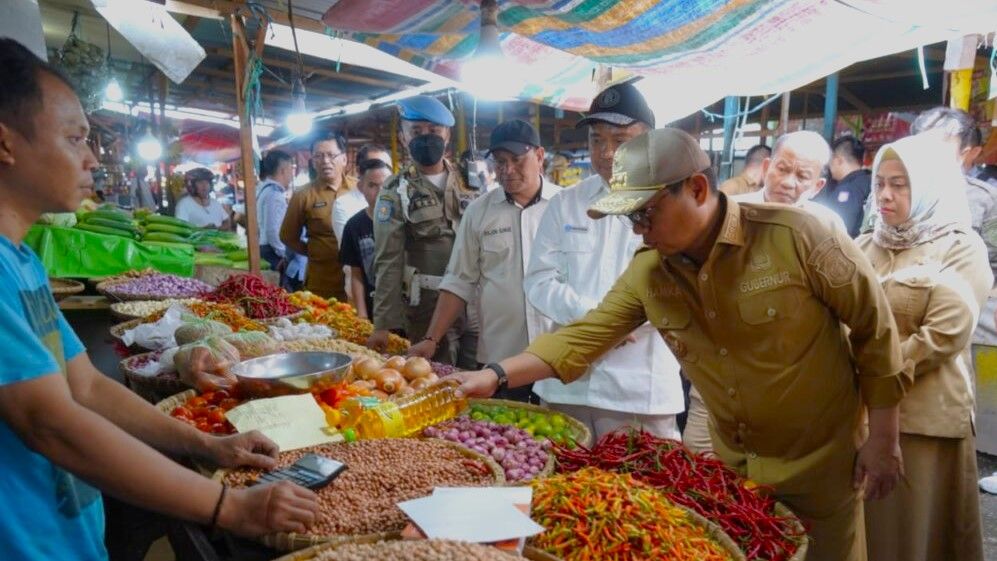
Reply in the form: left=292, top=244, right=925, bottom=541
left=401, top=356, right=432, bottom=381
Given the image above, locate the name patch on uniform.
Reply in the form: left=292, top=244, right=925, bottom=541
left=739, top=271, right=790, bottom=293
left=646, top=285, right=683, bottom=298
left=483, top=226, right=513, bottom=237
left=564, top=224, right=589, bottom=233
left=312, top=202, right=328, bottom=208
left=411, top=195, right=436, bottom=210
left=375, top=199, right=393, bottom=223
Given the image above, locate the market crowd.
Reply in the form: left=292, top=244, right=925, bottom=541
left=2, top=36, right=996, bottom=561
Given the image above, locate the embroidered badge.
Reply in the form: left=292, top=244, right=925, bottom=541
left=809, top=238, right=857, bottom=288
left=599, top=88, right=621, bottom=108
left=749, top=251, right=772, bottom=272
left=375, top=199, right=393, bottom=223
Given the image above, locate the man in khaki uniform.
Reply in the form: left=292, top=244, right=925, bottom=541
left=367, top=96, right=480, bottom=365
left=451, top=128, right=910, bottom=561
left=280, top=132, right=356, bottom=300
left=718, top=143, right=770, bottom=196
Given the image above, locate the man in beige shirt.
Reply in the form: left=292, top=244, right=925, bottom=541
left=450, top=128, right=910, bottom=561
left=719, top=143, right=770, bottom=196
left=408, top=120, right=561, bottom=399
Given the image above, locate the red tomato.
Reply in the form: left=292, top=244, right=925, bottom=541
left=319, top=388, right=340, bottom=407
left=188, top=396, right=207, bottom=408
left=207, top=409, right=226, bottom=424
left=171, top=406, right=193, bottom=420
left=212, top=390, right=230, bottom=402
left=201, top=392, right=216, bottom=404
left=208, top=423, right=227, bottom=434
left=195, top=420, right=211, bottom=432
left=191, top=406, right=211, bottom=419
left=219, top=398, right=240, bottom=411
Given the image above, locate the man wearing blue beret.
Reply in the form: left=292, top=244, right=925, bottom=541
left=367, top=95, right=479, bottom=366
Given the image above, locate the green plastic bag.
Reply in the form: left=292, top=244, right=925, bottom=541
left=25, top=225, right=194, bottom=278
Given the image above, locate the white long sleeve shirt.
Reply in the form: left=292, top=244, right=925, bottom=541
left=256, top=179, right=288, bottom=256
left=525, top=175, right=684, bottom=415
left=439, top=177, right=561, bottom=364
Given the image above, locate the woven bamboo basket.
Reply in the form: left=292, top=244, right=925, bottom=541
left=155, top=389, right=198, bottom=415
left=777, top=502, right=808, bottom=561
left=214, top=439, right=506, bottom=552
left=466, top=399, right=593, bottom=448
left=50, top=278, right=85, bottom=301
left=108, top=318, right=156, bottom=353
left=270, top=532, right=562, bottom=561
left=120, top=352, right=189, bottom=403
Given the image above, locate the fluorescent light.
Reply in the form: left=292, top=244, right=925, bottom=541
left=286, top=112, right=314, bottom=136
left=137, top=133, right=162, bottom=161
left=100, top=100, right=276, bottom=137
left=105, top=77, right=124, bottom=102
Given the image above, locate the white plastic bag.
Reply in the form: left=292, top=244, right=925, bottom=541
left=121, top=303, right=187, bottom=351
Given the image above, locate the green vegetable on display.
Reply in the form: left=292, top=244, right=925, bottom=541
left=468, top=403, right=577, bottom=447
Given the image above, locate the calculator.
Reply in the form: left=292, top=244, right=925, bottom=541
left=253, top=454, right=347, bottom=490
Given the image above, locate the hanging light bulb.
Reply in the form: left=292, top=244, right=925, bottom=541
left=285, top=77, right=313, bottom=136
left=137, top=124, right=162, bottom=162
left=461, top=0, right=519, bottom=100
left=105, top=76, right=124, bottom=102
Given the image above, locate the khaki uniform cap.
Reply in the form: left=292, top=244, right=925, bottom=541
left=588, top=127, right=711, bottom=219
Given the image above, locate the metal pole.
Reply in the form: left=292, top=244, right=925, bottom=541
left=390, top=111, right=399, bottom=174
left=720, top=95, right=738, bottom=182
left=823, top=72, right=839, bottom=142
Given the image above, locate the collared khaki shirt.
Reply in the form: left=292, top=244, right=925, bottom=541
left=719, top=173, right=759, bottom=196
left=280, top=177, right=357, bottom=300
left=528, top=196, right=909, bottom=496
left=858, top=228, right=992, bottom=438
left=371, top=160, right=477, bottom=331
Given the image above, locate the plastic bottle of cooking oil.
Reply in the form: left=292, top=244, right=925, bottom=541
left=352, top=380, right=467, bottom=439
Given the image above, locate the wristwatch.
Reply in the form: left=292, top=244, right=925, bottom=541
left=485, top=363, right=509, bottom=393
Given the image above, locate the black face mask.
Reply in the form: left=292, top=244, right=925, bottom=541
left=408, top=134, right=446, bottom=166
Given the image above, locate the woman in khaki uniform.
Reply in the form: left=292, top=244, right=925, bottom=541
left=858, top=133, right=991, bottom=561
left=280, top=132, right=357, bottom=300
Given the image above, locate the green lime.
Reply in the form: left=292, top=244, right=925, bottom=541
left=343, top=428, right=357, bottom=442
left=471, top=412, right=486, bottom=421
left=550, top=414, right=567, bottom=428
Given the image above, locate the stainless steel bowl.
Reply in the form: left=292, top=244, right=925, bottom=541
left=231, top=351, right=353, bottom=397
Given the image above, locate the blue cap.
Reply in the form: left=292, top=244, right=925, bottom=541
left=398, top=95, right=455, bottom=127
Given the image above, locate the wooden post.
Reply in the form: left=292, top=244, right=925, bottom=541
left=779, top=92, right=791, bottom=136
left=455, top=97, right=467, bottom=156
left=231, top=13, right=262, bottom=276
left=759, top=103, right=770, bottom=145
left=390, top=111, right=399, bottom=174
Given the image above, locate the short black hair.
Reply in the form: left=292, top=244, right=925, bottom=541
left=911, top=106, right=979, bottom=150
left=357, top=143, right=388, bottom=163
left=831, top=135, right=864, bottom=164
left=310, top=131, right=347, bottom=154
left=744, top=144, right=771, bottom=167
left=0, top=38, right=77, bottom=139
left=358, top=158, right=390, bottom=176
left=259, top=150, right=293, bottom=179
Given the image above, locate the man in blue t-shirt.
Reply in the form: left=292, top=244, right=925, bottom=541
left=339, top=158, right=391, bottom=319
left=0, top=39, right=319, bottom=560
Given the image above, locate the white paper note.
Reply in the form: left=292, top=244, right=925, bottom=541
left=397, top=491, right=544, bottom=543
left=226, top=394, right=341, bottom=451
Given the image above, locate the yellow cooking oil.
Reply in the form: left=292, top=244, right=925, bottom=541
left=353, top=380, right=467, bottom=439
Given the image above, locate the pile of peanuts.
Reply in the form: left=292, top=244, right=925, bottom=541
left=311, top=539, right=524, bottom=561
left=280, top=337, right=383, bottom=362
left=223, top=439, right=496, bottom=536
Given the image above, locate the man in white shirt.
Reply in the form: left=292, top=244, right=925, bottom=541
left=256, top=150, right=295, bottom=278
left=525, top=84, right=684, bottom=439
left=408, top=120, right=561, bottom=400
left=732, top=130, right=846, bottom=231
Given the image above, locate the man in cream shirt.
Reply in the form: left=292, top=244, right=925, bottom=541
left=525, top=84, right=684, bottom=438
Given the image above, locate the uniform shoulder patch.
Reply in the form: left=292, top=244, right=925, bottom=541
left=375, top=198, right=394, bottom=223
left=808, top=237, right=857, bottom=288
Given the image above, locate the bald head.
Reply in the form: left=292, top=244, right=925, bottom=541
left=761, top=131, right=830, bottom=205
left=772, top=131, right=831, bottom=168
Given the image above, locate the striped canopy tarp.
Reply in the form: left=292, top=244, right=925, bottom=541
left=321, top=0, right=996, bottom=119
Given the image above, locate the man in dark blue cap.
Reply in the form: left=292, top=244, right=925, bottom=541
left=367, top=95, right=480, bottom=366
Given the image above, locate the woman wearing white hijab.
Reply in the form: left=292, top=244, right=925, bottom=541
left=857, top=133, right=991, bottom=561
